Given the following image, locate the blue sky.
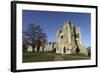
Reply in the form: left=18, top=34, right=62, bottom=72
left=23, top=10, right=91, bottom=48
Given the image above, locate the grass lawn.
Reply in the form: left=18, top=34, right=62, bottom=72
left=63, top=54, right=90, bottom=60
left=23, top=52, right=90, bottom=63
left=23, top=52, right=55, bottom=63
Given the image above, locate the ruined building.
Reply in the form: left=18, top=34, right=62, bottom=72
left=55, top=20, right=88, bottom=55
left=26, top=20, right=88, bottom=55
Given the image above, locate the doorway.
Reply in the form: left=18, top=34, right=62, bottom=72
left=63, top=47, right=66, bottom=54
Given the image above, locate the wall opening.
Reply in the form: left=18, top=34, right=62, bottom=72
left=63, top=47, right=66, bottom=54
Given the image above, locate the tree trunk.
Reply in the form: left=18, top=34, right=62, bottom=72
left=32, top=39, right=35, bottom=52
left=37, top=45, right=40, bottom=52
left=37, top=40, right=41, bottom=52
left=32, top=45, right=35, bottom=52
left=42, top=46, right=44, bottom=52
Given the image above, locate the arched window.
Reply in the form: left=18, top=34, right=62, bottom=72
left=59, top=30, right=62, bottom=33
left=61, top=35, right=63, bottom=39
left=49, top=42, right=51, bottom=45
left=69, top=20, right=72, bottom=25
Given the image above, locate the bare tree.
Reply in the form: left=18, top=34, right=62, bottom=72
left=23, top=24, right=47, bottom=52
left=35, top=25, right=47, bottom=52
left=40, top=33, right=47, bottom=52
left=23, top=24, right=37, bottom=52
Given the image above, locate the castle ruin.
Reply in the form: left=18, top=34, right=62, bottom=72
left=27, top=20, right=88, bottom=55
left=55, top=20, right=88, bottom=55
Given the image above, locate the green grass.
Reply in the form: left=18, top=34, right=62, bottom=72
left=23, top=52, right=55, bottom=63
left=63, top=54, right=90, bottom=60
left=23, top=52, right=90, bottom=63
